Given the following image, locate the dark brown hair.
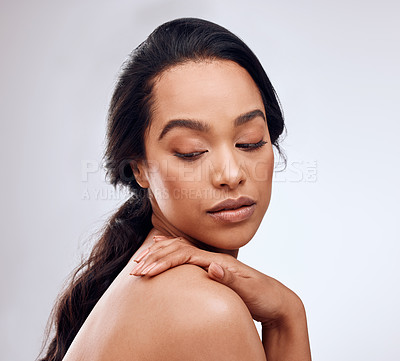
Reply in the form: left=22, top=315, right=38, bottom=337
left=38, top=17, right=286, bottom=361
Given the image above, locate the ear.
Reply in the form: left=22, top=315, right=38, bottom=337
left=130, top=160, right=150, bottom=189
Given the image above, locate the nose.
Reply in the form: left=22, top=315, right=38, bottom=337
left=209, top=148, right=246, bottom=190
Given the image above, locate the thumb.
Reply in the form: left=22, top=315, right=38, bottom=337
left=208, top=262, right=231, bottom=284
left=208, top=262, right=249, bottom=301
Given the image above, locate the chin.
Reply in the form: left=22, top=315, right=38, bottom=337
left=199, top=224, right=257, bottom=251
left=199, top=201, right=268, bottom=251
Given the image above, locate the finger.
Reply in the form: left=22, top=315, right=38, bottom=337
left=135, top=247, right=226, bottom=276
left=154, top=236, right=193, bottom=248
left=131, top=242, right=187, bottom=275
left=208, top=262, right=239, bottom=289
left=133, top=248, right=151, bottom=263
left=133, top=237, right=179, bottom=263
left=143, top=254, right=231, bottom=282
left=150, top=237, right=184, bottom=251
left=133, top=236, right=194, bottom=269
left=153, top=235, right=169, bottom=242
left=140, top=249, right=193, bottom=276
left=207, top=261, right=255, bottom=301
left=208, top=262, right=225, bottom=279
left=153, top=235, right=182, bottom=242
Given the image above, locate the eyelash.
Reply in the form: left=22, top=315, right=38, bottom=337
left=174, top=140, right=268, bottom=161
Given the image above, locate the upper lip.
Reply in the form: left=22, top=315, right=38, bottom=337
left=207, top=196, right=256, bottom=213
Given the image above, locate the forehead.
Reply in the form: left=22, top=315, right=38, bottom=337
left=148, top=60, right=265, bottom=135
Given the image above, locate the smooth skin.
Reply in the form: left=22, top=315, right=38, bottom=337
left=133, top=59, right=274, bottom=255
left=63, top=60, right=311, bottom=360
left=131, top=235, right=312, bottom=361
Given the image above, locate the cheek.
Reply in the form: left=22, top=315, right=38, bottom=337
left=251, top=158, right=274, bottom=184
left=247, top=147, right=274, bottom=184
left=248, top=149, right=274, bottom=214
left=147, top=160, right=204, bottom=212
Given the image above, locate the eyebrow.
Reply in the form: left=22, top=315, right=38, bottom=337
left=158, top=109, right=266, bottom=140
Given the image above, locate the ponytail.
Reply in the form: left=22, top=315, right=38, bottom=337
left=38, top=194, right=152, bottom=361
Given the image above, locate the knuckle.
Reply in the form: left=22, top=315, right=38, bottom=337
left=155, top=259, right=166, bottom=269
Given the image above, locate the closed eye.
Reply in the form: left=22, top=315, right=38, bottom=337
left=174, top=151, right=208, bottom=162
left=174, top=140, right=267, bottom=162
left=236, top=140, right=267, bottom=150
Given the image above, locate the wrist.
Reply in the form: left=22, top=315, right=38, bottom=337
left=261, top=292, right=306, bottom=330
left=261, top=299, right=311, bottom=361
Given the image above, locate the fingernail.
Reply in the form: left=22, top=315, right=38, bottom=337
left=134, top=248, right=150, bottom=263
left=141, top=262, right=157, bottom=274
left=210, top=263, right=224, bottom=279
left=130, top=260, right=145, bottom=274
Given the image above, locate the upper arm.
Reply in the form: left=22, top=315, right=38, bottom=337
left=140, top=264, right=267, bottom=361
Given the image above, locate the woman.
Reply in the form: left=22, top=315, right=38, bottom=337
left=39, top=18, right=311, bottom=361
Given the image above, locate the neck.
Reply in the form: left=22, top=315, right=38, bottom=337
left=149, top=199, right=238, bottom=259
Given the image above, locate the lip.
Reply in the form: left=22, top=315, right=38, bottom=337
left=206, top=196, right=256, bottom=223
left=207, top=196, right=256, bottom=213
left=207, top=203, right=256, bottom=223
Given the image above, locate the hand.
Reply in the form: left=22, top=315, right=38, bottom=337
left=130, top=235, right=304, bottom=326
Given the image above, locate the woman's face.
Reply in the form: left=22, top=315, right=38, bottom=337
left=136, top=60, right=274, bottom=251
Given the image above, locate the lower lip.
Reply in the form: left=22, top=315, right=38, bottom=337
left=207, top=204, right=256, bottom=223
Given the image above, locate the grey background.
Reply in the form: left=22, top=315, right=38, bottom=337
left=1, top=0, right=399, bottom=360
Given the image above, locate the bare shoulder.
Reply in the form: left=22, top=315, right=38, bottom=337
left=63, top=263, right=266, bottom=361
left=126, top=264, right=266, bottom=361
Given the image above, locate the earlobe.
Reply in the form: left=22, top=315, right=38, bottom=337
left=130, top=160, right=149, bottom=189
